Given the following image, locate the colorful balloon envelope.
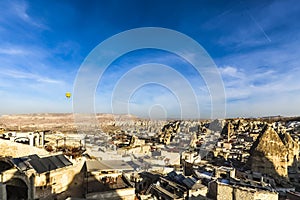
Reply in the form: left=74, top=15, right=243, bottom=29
left=65, top=92, right=71, bottom=99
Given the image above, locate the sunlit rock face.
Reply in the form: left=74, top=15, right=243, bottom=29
left=248, top=125, right=299, bottom=180
left=279, top=131, right=299, bottom=167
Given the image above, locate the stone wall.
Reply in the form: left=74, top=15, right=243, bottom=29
left=0, top=183, right=6, bottom=200
left=208, top=181, right=232, bottom=200
left=86, top=188, right=135, bottom=200
left=234, top=187, right=255, bottom=200
left=0, top=159, right=85, bottom=200
left=254, top=190, right=278, bottom=200
left=34, top=159, right=85, bottom=199
left=217, top=183, right=233, bottom=200
left=208, top=181, right=278, bottom=200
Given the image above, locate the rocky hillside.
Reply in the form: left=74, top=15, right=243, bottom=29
left=0, top=113, right=138, bottom=132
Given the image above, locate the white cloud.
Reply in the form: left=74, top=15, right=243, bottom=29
left=0, top=69, right=63, bottom=84
left=219, top=66, right=244, bottom=78
left=217, top=62, right=300, bottom=117
left=8, top=0, right=47, bottom=29
left=0, top=47, right=30, bottom=56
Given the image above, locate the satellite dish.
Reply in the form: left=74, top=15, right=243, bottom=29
left=65, top=92, right=71, bottom=99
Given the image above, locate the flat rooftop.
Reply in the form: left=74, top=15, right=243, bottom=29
left=86, top=159, right=133, bottom=172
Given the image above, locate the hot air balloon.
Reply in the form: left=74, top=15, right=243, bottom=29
left=65, top=92, right=71, bottom=99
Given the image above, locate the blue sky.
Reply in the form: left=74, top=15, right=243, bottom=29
left=0, top=0, right=300, bottom=118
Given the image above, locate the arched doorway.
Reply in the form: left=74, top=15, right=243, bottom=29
left=6, top=178, right=28, bottom=200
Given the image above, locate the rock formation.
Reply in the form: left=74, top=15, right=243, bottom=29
left=248, top=125, right=299, bottom=181
left=157, top=121, right=181, bottom=145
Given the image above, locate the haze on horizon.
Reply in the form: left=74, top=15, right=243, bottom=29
left=1, top=0, right=300, bottom=119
